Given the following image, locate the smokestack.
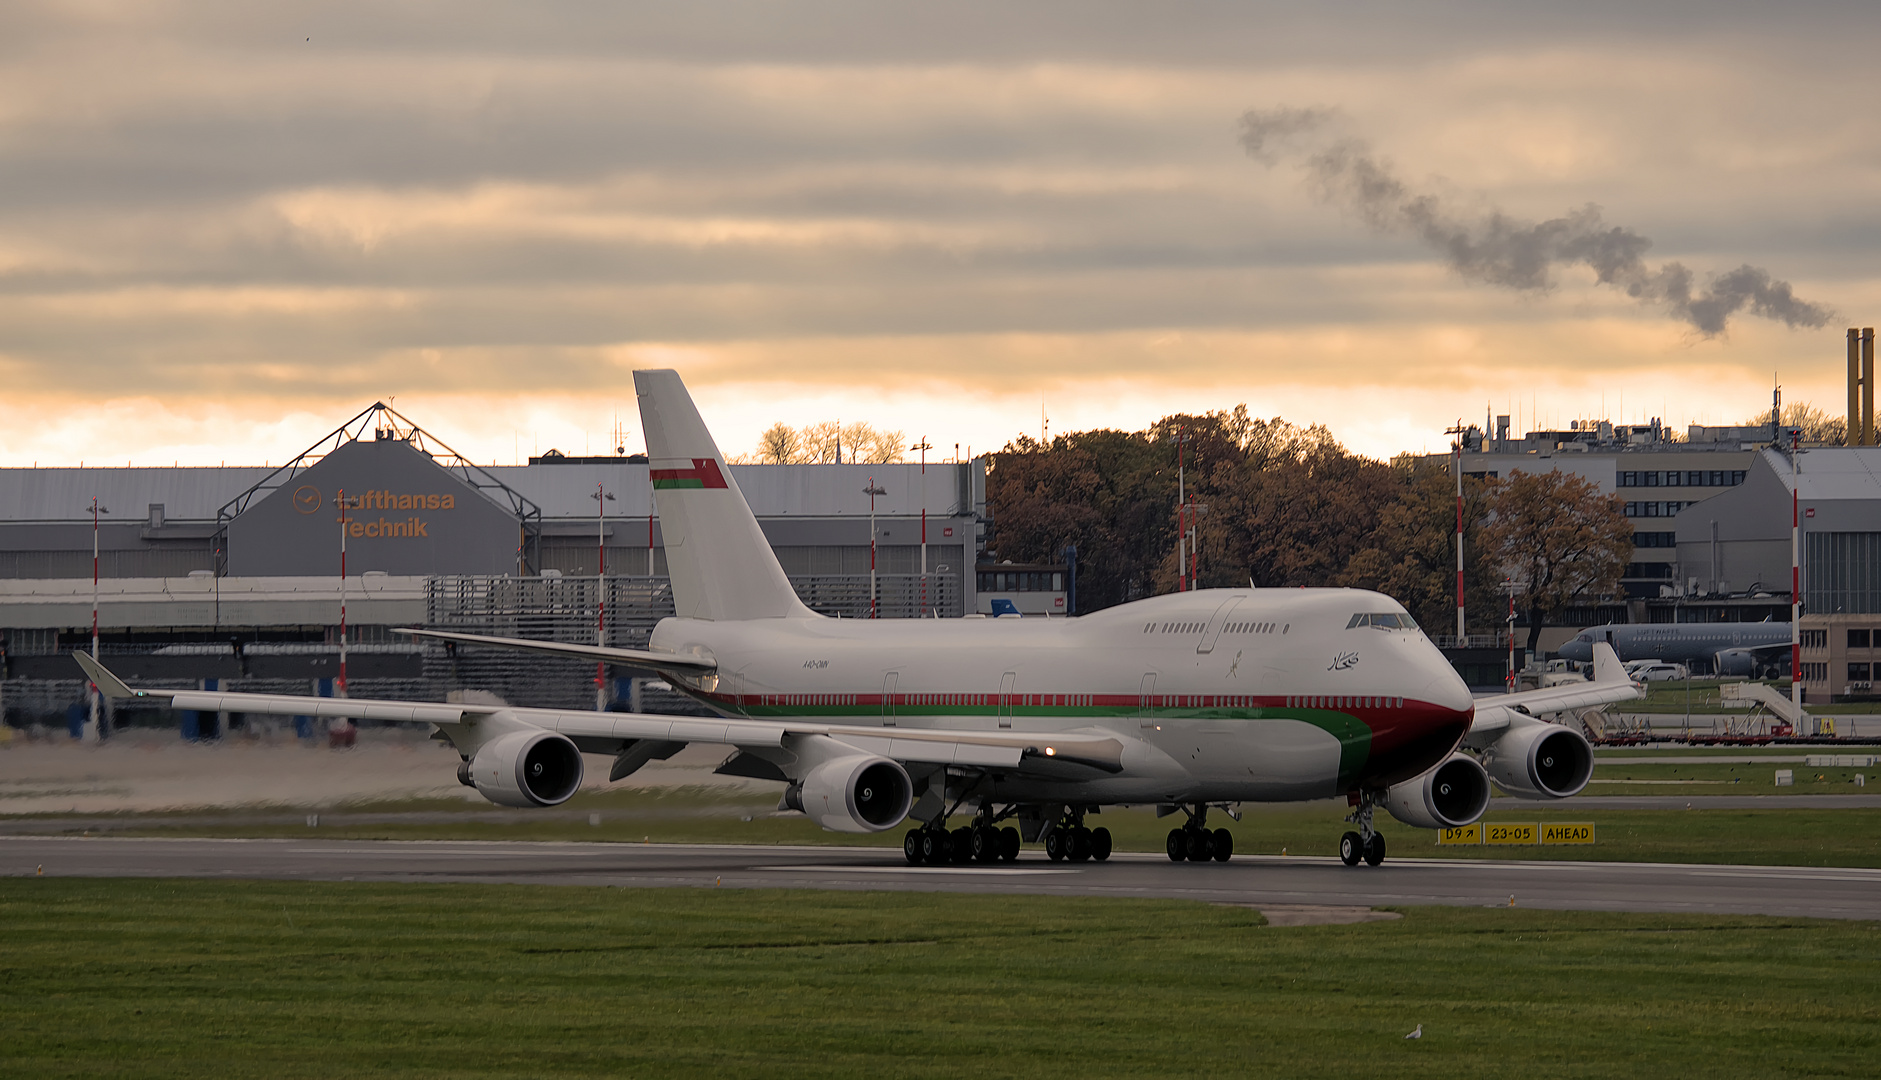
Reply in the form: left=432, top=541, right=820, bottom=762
left=1851, top=328, right=1862, bottom=445
left=1864, top=328, right=1876, bottom=447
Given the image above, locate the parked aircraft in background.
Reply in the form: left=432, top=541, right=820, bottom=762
left=79, top=371, right=1641, bottom=868
left=1557, top=622, right=1793, bottom=677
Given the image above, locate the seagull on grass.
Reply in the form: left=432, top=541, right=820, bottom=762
left=1405, top=1024, right=1422, bottom=1040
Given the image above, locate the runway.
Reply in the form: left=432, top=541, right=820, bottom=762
left=7, top=836, right=1878, bottom=920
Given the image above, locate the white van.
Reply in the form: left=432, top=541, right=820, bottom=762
left=1633, top=662, right=1689, bottom=682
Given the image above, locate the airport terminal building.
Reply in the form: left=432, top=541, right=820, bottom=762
left=0, top=406, right=1007, bottom=726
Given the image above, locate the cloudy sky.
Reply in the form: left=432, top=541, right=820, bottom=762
left=2, top=1, right=1877, bottom=466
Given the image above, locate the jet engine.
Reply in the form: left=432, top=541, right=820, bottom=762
left=783, top=754, right=913, bottom=833
left=1479, top=719, right=1594, bottom=800
left=463, top=729, right=585, bottom=808
left=1383, top=753, right=1491, bottom=829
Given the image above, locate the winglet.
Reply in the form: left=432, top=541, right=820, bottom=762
left=1591, top=642, right=1626, bottom=685
left=74, top=652, right=140, bottom=700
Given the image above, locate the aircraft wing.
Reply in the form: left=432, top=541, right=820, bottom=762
left=75, top=653, right=1123, bottom=773
left=395, top=627, right=719, bottom=676
left=1468, top=641, right=1640, bottom=735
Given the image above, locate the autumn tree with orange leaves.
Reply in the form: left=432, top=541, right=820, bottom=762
left=1485, top=469, right=1633, bottom=654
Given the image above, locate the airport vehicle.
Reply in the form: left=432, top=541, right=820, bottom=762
left=1559, top=622, right=1793, bottom=677
left=78, top=371, right=1640, bottom=867
left=1633, top=662, right=1690, bottom=682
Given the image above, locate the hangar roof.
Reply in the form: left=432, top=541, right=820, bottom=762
left=1769, top=447, right=1881, bottom=502
left=0, top=467, right=271, bottom=523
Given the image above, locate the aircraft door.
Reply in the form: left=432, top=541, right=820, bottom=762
left=1139, top=672, right=1158, bottom=728
left=882, top=671, right=898, bottom=727
left=1197, top=595, right=1246, bottom=654
left=998, top=671, right=1017, bottom=728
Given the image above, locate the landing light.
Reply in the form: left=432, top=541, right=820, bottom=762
left=1045, top=747, right=1056, bottom=756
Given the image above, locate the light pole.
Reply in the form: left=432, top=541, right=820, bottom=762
left=864, top=479, right=887, bottom=618
left=336, top=489, right=358, bottom=698
left=592, top=483, right=616, bottom=710
left=86, top=498, right=109, bottom=741
left=910, top=439, right=932, bottom=615
left=1445, top=421, right=1469, bottom=642
left=1790, top=426, right=1803, bottom=716
left=1170, top=428, right=1193, bottom=591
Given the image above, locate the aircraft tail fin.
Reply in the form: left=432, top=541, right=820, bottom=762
left=633, top=369, right=812, bottom=621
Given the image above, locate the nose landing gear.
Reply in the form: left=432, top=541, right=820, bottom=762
left=1338, top=792, right=1387, bottom=867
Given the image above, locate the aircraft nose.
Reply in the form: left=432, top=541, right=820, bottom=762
left=1422, top=665, right=1474, bottom=718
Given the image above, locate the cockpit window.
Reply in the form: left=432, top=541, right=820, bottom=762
left=1347, top=612, right=1417, bottom=630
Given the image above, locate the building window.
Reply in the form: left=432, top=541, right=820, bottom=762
left=1802, top=629, right=1827, bottom=648
left=1853, top=629, right=1874, bottom=649
left=1623, top=562, right=1675, bottom=579
left=1849, top=663, right=1872, bottom=681
left=1633, top=532, right=1676, bottom=548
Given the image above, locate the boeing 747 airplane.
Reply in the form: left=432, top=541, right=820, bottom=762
left=79, top=371, right=1639, bottom=866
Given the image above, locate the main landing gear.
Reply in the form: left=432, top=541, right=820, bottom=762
left=1043, top=808, right=1112, bottom=864
left=903, top=819, right=1020, bottom=866
left=1338, top=791, right=1387, bottom=867
left=1164, top=803, right=1234, bottom=863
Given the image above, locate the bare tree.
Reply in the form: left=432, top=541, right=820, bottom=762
left=1742, top=402, right=1846, bottom=445
left=759, top=420, right=906, bottom=464
left=755, top=422, right=804, bottom=464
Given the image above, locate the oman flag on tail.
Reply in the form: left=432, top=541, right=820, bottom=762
left=650, top=458, right=729, bottom=490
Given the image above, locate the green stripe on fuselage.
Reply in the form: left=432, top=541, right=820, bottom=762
left=651, top=478, right=706, bottom=489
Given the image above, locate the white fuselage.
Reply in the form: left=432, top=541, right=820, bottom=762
left=655, top=586, right=1475, bottom=805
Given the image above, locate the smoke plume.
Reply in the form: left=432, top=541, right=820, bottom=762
left=1237, top=107, right=1832, bottom=336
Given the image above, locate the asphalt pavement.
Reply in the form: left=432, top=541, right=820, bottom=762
left=6, top=836, right=1877, bottom=920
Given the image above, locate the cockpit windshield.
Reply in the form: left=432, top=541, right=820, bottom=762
left=1346, top=612, right=1418, bottom=631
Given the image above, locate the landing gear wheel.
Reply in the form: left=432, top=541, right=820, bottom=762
left=951, top=827, right=974, bottom=865
left=1045, top=830, right=1067, bottom=861
left=1363, top=832, right=1386, bottom=867
left=999, top=827, right=1021, bottom=861
left=1091, top=827, right=1113, bottom=862
left=1184, top=828, right=1212, bottom=863
left=1339, top=831, right=1362, bottom=867
left=920, top=828, right=950, bottom=865
left=1166, top=828, right=1187, bottom=862
left=1068, top=826, right=1093, bottom=863
left=970, top=826, right=998, bottom=863
left=904, top=829, right=924, bottom=865
left=1211, top=828, right=1233, bottom=863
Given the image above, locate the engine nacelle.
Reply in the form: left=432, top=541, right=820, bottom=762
left=784, top=754, right=913, bottom=833
left=467, top=729, right=585, bottom=808
left=1384, top=753, right=1491, bottom=829
left=1480, top=719, right=1594, bottom=799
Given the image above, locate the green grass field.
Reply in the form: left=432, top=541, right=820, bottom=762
left=2, top=879, right=1875, bottom=1079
